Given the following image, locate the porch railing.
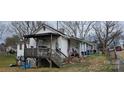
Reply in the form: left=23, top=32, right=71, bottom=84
left=24, top=48, right=67, bottom=67
left=24, top=48, right=37, bottom=57
left=37, top=48, right=50, bottom=57
left=24, top=48, right=50, bottom=58
left=24, top=48, right=67, bottom=60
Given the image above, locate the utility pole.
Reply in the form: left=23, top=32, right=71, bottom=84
left=113, top=40, right=117, bottom=59
left=50, top=34, right=53, bottom=68
left=57, top=21, right=59, bottom=30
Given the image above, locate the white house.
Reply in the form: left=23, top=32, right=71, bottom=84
left=116, top=39, right=124, bottom=49
left=110, top=36, right=124, bottom=50
left=17, top=24, right=95, bottom=67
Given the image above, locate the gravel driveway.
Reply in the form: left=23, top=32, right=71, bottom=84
left=115, top=52, right=124, bottom=72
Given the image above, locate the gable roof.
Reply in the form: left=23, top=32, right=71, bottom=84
left=81, top=40, right=94, bottom=46
left=24, top=24, right=94, bottom=46
left=41, top=24, right=67, bottom=36
left=24, top=23, right=69, bottom=38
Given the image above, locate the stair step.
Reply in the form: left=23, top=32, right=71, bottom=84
left=50, top=57, right=63, bottom=67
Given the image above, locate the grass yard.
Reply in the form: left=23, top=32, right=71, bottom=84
left=117, top=50, right=124, bottom=59
left=0, top=54, right=115, bottom=72
left=0, top=54, right=16, bottom=67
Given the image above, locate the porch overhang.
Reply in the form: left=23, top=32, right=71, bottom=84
left=68, top=37, right=82, bottom=42
left=24, top=33, right=60, bottom=38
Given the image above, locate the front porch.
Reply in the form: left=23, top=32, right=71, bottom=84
left=24, top=47, right=50, bottom=58
left=23, top=32, right=66, bottom=68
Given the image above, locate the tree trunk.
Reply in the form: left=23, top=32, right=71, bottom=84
left=101, top=45, right=109, bottom=56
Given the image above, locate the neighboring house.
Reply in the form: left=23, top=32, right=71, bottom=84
left=110, top=36, right=124, bottom=51
left=17, top=24, right=95, bottom=68
left=17, top=41, right=25, bottom=57
left=115, top=39, right=124, bottom=49
left=6, top=45, right=17, bottom=54
left=0, top=43, right=6, bottom=53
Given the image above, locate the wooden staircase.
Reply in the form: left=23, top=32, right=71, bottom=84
left=45, top=49, right=66, bottom=68
left=50, top=50, right=65, bottom=67
left=24, top=48, right=67, bottom=68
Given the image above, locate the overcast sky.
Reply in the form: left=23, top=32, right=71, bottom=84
left=0, top=21, right=124, bottom=44
left=0, top=21, right=57, bottom=43
left=0, top=21, right=13, bottom=43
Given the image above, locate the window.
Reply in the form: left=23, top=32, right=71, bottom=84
left=31, top=46, right=34, bottom=48
left=43, top=26, right=46, bottom=31
left=19, top=44, right=22, bottom=50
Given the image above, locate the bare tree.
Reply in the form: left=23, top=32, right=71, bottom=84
left=0, top=27, right=4, bottom=39
left=10, top=21, right=45, bottom=39
left=5, top=35, right=19, bottom=47
left=0, top=23, right=8, bottom=40
left=59, top=21, right=94, bottom=39
left=93, top=21, right=123, bottom=54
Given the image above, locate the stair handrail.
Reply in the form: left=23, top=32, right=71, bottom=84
left=56, top=48, right=67, bottom=58
left=50, top=49, right=61, bottom=57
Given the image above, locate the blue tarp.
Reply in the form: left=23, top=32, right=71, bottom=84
left=20, top=62, right=32, bottom=69
left=20, top=64, right=32, bottom=69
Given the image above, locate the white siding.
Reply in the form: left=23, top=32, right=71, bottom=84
left=80, top=43, right=92, bottom=51
left=81, top=43, right=86, bottom=51
left=36, top=29, right=51, bottom=34
left=29, top=38, right=36, bottom=48
left=52, top=38, right=56, bottom=50
left=17, top=44, right=24, bottom=57
left=70, top=40, right=80, bottom=52
left=58, top=36, right=68, bottom=56
left=79, top=43, right=82, bottom=56
left=38, top=38, right=57, bottom=49
left=84, top=43, right=87, bottom=51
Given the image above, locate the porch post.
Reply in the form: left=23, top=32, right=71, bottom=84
left=79, top=42, right=81, bottom=56
left=24, top=38, right=27, bottom=70
left=36, top=38, right=38, bottom=68
left=68, top=39, right=71, bottom=63
left=50, top=34, right=53, bottom=68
